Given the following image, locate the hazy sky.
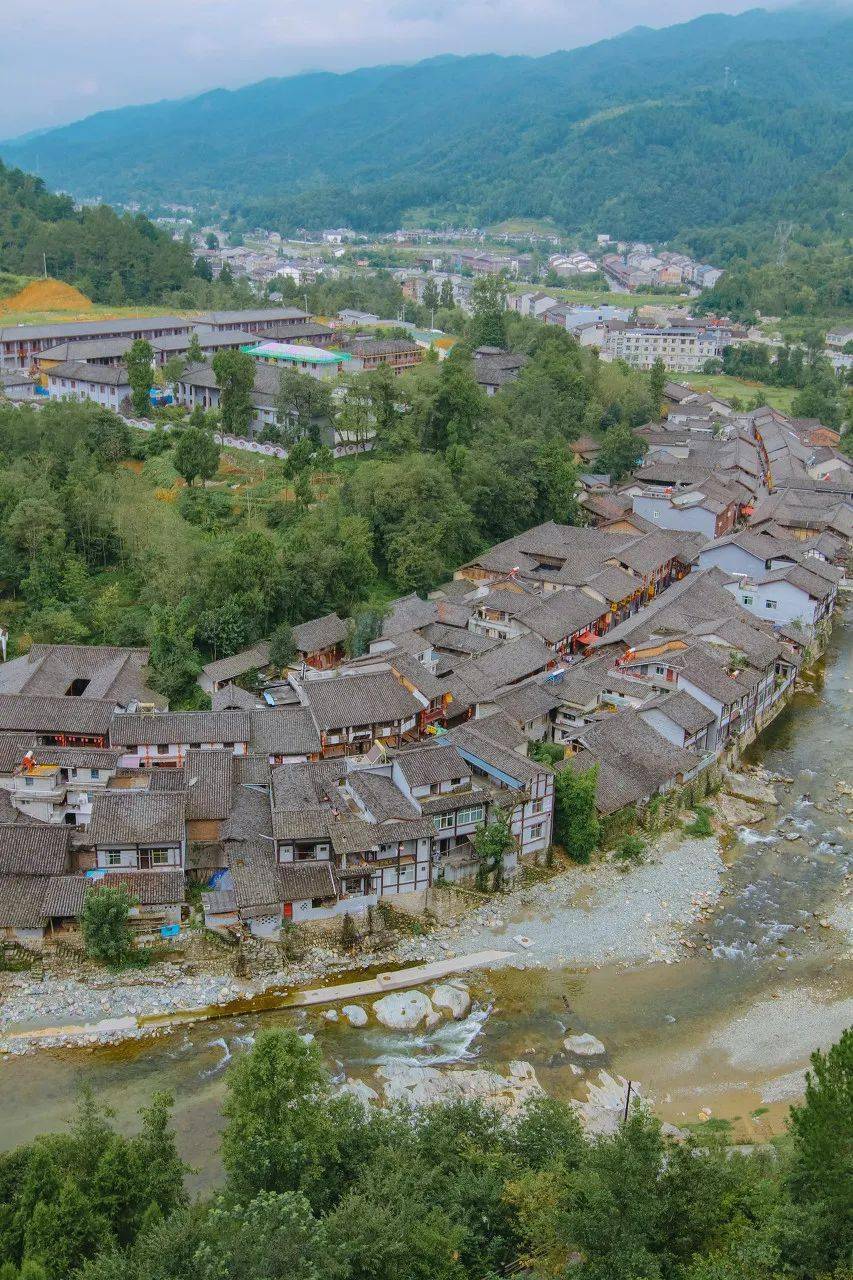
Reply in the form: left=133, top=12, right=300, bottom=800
left=2, top=0, right=770, bottom=136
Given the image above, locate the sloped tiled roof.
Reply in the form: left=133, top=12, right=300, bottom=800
left=88, top=791, right=186, bottom=845
left=0, top=823, right=70, bottom=875
left=250, top=707, right=321, bottom=756
left=0, top=694, right=114, bottom=737
left=292, top=612, right=348, bottom=654
left=301, top=671, right=421, bottom=731
left=110, top=711, right=250, bottom=747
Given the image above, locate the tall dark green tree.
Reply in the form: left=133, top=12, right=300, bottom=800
left=212, top=349, right=256, bottom=438
left=126, top=340, right=155, bottom=417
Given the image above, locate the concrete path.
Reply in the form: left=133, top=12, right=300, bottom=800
left=279, top=949, right=515, bottom=1009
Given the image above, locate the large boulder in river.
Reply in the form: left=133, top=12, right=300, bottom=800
left=564, top=1032, right=606, bottom=1057
left=376, top=1059, right=542, bottom=1115
left=431, top=984, right=471, bottom=1020
left=715, top=793, right=765, bottom=826
left=342, top=1004, right=368, bottom=1027
left=372, top=990, right=434, bottom=1030
left=722, top=770, right=778, bottom=806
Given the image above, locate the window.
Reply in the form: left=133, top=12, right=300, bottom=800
left=107, top=851, right=122, bottom=866
left=150, top=850, right=170, bottom=865
left=530, top=798, right=545, bottom=815
left=457, top=805, right=484, bottom=825
left=156, top=744, right=169, bottom=755
left=91, top=768, right=100, bottom=780
left=765, top=599, right=778, bottom=610
left=741, top=595, right=753, bottom=606
left=434, top=813, right=454, bottom=830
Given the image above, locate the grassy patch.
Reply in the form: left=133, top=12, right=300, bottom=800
left=684, top=805, right=714, bottom=837
left=681, top=374, right=797, bottom=413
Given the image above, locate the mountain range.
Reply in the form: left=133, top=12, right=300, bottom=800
left=2, top=7, right=852, bottom=252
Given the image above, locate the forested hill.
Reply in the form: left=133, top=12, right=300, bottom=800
left=2, top=6, right=851, bottom=254
left=0, top=161, right=194, bottom=302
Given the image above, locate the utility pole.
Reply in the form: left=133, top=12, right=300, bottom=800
left=42, top=252, right=47, bottom=280
left=622, top=1080, right=633, bottom=1125
left=723, top=65, right=731, bottom=91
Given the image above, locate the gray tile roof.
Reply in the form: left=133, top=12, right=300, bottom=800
left=346, top=769, right=420, bottom=822
left=0, top=694, right=115, bottom=737
left=291, top=612, right=348, bottom=654
left=0, top=876, right=50, bottom=928
left=46, top=360, right=130, bottom=387
left=184, top=749, right=233, bottom=821
left=493, top=681, right=563, bottom=725
left=100, top=870, right=185, bottom=906
left=88, top=791, right=186, bottom=846
left=212, top=683, right=264, bottom=711
left=0, top=824, right=71, bottom=875
left=0, top=734, right=38, bottom=773
left=201, top=642, right=272, bottom=684
left=301, top=671, right=422, bottom=731
left=31, top=747, right=122, bottom=770
left=641, top=689, right=716, bottom=734
left=110, top=711, right=250, bottom=747
left=250, top=707, right=321, bottom=756
left=229, top=843, right=335, bottom=910
left=0, top=644, right=160, bottom=707
left=521, top=591, right=604, bottom=645
left=449, top=724, right=545, bottom=786
left=394, top=742, right=471, bottom=790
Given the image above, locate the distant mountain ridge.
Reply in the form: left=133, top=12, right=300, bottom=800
left=3, top=7, right=851, bottom=250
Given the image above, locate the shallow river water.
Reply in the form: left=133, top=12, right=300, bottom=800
left=1, top=612, right=850, bottom=1186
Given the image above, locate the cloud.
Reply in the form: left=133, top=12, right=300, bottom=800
left=0, top=0, right=767, bottom=136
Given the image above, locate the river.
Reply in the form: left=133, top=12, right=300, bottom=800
left=1, top=612, right=850, bottom=1187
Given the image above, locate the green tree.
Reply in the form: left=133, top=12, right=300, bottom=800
left=422, top=276, right=440, bottom=316
left=147, top=601, right=202, bottom=705
left=212, top=349, right=256, bottom=438
left=161, top=355, right=186, bottom=392
left=597, top=423, right=647, bottom=481
left=80, top=885, right=134, bottom=966
left=439, top=278, right=454, bottom=310
left=783, top=1027, right=853, bottom=1276
left=553, top=764, right=600, bottom=862
left=186, top=331, right=204, bottom=364
left=221, top=1028, right=368, bottom=1212
left=470, top=274, right=508, bottom=348
left=275, top=368, right=332, bottom=447
left=173, top=426, right=220, bottom=487
left=648, top=356, right=667, bottom=414
left=473, top=816, right=514, bottom=891
left=269, top=621, right=297, bottom=670
left=126, top=340, right=155, bottom=417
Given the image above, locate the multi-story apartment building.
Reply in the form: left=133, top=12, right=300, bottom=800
left=605, top=326, right=721, bottom=372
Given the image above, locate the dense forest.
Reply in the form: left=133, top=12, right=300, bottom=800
left=0, top=1025, right=849, bottom=1280
left=0, top=161, right=196, bottom=303
left=3, top=8, right=850, bottom=259
left=0, top=298, right=657, bottom=706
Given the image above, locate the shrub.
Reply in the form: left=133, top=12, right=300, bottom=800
left=80, top=884, right=135, bottom=965
left=684, top=805, right=714, bottom=837
left=615, top=834, right=647, bottom=863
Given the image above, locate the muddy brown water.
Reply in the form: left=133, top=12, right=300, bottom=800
left=1, top=611, right=850, bottom=1188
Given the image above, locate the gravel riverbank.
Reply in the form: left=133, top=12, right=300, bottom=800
left=393, top=832, right=725, bottom=969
